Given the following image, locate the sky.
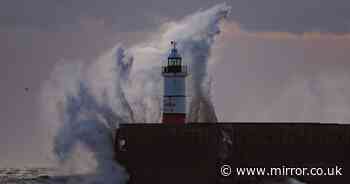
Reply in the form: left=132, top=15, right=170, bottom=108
left=2, top=0, right=350, bottom=167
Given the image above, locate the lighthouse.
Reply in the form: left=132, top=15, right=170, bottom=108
left=162, top=41, right=188, bottom=123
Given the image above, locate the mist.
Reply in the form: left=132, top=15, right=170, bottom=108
left=39, top=3, right=230, bottom=184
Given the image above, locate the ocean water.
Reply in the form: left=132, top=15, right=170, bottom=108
left=0, top=168, right=306, bottom=184
left=0, top=168, right=67, bottom=184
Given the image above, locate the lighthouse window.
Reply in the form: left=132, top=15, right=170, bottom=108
left=168, top=59, right=182, bottom=66
left=171, top=59, right=179, bottom=65
left=118, top=138, right=127, bottom=151
left=169, top=59, right=177, bottom=66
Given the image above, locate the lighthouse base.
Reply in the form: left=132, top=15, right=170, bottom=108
left=162, top=113, right=186, bottom=124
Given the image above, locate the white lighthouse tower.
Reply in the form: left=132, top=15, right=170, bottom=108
left=162, top=41, right=188, bottom=124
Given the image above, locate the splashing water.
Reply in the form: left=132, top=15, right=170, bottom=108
left=40, top=3, right=231, bottom=184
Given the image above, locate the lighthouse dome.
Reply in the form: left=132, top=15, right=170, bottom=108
left=168, top=41, right=181, bottom=59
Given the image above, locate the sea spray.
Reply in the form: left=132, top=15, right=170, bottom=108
left=41, top=3, right=231, bottom=184
left=46, top=46, right=133, bottom=184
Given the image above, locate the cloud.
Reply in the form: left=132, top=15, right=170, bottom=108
left=220, top=21, right=350, bottom=41
left=211, top=20, right=350, bottom=122
left=3, top=0, right=350, bottom=34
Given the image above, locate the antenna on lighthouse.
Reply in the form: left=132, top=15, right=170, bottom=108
left=171, top=41, right=177, bottom=49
